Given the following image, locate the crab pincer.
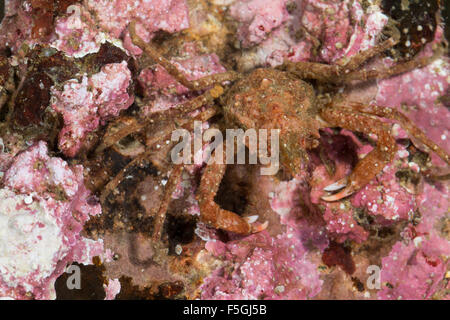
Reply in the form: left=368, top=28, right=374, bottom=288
left=196, top=145, right=268, bottom=234
left=320, top=103, right=450, bottom=202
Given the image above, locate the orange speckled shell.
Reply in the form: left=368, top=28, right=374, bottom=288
left=223, top=68, right=319, bottom=144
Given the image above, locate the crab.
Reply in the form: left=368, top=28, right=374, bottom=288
left=98, top=21, right=450, bottom=240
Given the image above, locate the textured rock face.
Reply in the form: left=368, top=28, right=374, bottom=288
left=84, top=0, right=190, bottom=55
left=51, top=4, right=105, bottom=58
left=0, top=142, right=103, bottom=299
left=50, top=61, right=133, bottom=157
left=138, top=52, right=227, bottom=114
left=0, top=0, right=448, bottom=300
left=229, top=0, right=290, bottom=48
left=200, top=231, right=324, bottom=300
left=231, top=0, right=388, bottom=70
left=0, top=0, right=190, bottom=57
left=197, top=0, right=449, bottom=300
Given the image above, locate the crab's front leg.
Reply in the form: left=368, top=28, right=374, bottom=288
left=129, top=21, right=239, bottom=91
left=319, top=107, right=397, bottom=201
left=342, top=102, right=450, bottom=165
left=152, top=164, right=183, bottom=241
left=197, top=143, right=267, bottom=234
left=281, top=30, right=400, bottom=83
left=96, top=86, right=223, bottom=154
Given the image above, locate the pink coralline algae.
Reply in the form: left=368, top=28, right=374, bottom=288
left=415, top=182, right=449, bottom=237
left=0, top=1, right=33, bottom=52
left=104, top=279, right=121, bottom=300
left=379, top=234, right=449, bottom=300
left=0, top=141, right=102, bottom=299
left=298, top=0, right=388, bottom=63
left=51, top=61, right=134, bottom=157
left=229, top=0, right=290, bottom=47
left=321, top=204, right=369, bottom=244
left=378, top=165, right=449, bottom=299
left=200, top=232, right=323, bottom=300
left=84, top=0, right=190, bottom=55
left=51, top=4, right=104, bottom=58
left=200, top=175, right=328, bottom=300
left=376, top=56, right=450, bottom=166
left=351, top=162, right=417, bottom=222
left=1, top=0, right=190, bottom=57
left=360, top=56, right=449, bottom=300
left=0, top=134, right=28, bottom=175
left=139, top=51, right=227, bottom=113
left=232, top=0, right=388, bottom=68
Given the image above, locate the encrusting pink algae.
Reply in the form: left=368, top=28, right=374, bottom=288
left=0, top=0, right=448, bottom=300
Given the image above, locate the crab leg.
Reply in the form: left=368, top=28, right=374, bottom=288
left=319, top=107, right=397, bottom=201
left=197, top=143, right=267, bottom=234
left=282, top=35, right=399, bottom=82
left=129, top=21, right=239, bottom=91
left=283, top=28, right=444, bottom=84
left=335, top=22, right=401, bottom=69
left=100, top=107, right=218, bottom=203
left=96, top=86, right=223, bottom=154
left=151, top=164, right=183, bottom=241
left=340, top=102, right=450, bottom=164
left=0, top=89, right=8, bottom=116
left=150, top=107, right=224, bottom=242
left=100, top=141, right=176, bottom=241
left=342, top=44, right=444, bottom=82
left=101, top=107, right=219, bottom=243
left=95, top=117, right=146, bottom=154
left=129, top=20, right=195, bottom=90
left=100, top=147, right=159, bottom=204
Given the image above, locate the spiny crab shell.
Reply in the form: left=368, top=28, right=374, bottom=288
left=223, top=68, right=321, bottom=174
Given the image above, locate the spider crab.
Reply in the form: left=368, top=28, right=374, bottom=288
left=99, top=21, right=449, bottom=240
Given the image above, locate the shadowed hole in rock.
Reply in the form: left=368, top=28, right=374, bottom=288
left=13, top=72, right=52, bottom=126
left=115, top=276, right=155, bottom=300
left=106, top=148, right=134, bottom=176
left=322, top=241, right=356, bottom=275
left=157, top=281, right=184, bottom=299
left=165, top=213, right=197, bottom=255
left=395, top=168, right=421, bottom=187
left=353, top=207, right=375, bottom=228
left=214, top=164, right=252, bottom=216
left=375, top=226, right=396, bottom=239
left=351, top=277, right=365, bottom=292
left=55, top=262, right=105, bottom=300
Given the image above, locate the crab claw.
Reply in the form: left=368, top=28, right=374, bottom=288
left=244, top=215, right=259, bottom=224
left=251, top=221, right=269, bottom=233
left=244, top=215, right=269, bottom=233
left=323, top=177, right=348, bottom=192
left=321, top=177, right=356, bottom=201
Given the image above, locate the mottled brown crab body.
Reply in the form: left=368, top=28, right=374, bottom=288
left=112, top=21, right=450, bottom=237
left=223, top=68, right=321, bottom=174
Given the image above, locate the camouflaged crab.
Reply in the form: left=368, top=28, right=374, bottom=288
left=99, top=21, right=450, bottom=240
